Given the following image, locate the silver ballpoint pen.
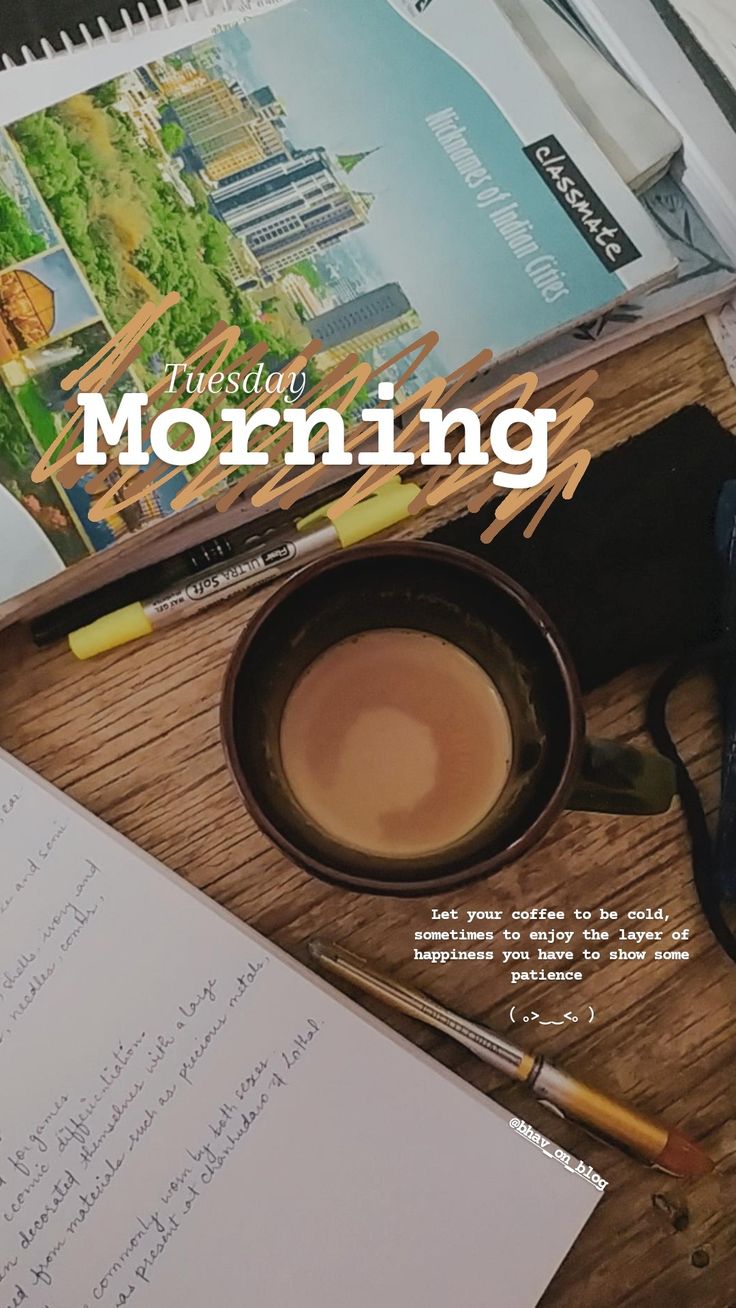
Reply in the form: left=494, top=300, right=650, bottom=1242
left=308, top=938, right=713, bottom=1178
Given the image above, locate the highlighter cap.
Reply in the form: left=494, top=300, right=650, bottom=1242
left=68, top=602, right=153, bottom=660
left=298, top=478, right=420, bottom=549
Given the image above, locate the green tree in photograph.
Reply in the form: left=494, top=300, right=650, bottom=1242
left=0, top=192, right=44, bottom=265
left=198, top=212, right=229, bottom=270
left=90, top=79, right=120, bottom=109
left=160, top=121, right=186, bottom=154
left=0, top=383, right=31, bottom=472
left=10, top=99, right=302, bottom=378
left=287, top=259, right=322, bottom=290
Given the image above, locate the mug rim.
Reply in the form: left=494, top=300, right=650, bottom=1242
left=220, top=540, right=586, bottom=896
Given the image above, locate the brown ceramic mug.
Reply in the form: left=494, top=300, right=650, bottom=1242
left=221, top=542, right=675, bottom=896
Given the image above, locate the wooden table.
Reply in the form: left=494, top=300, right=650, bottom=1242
left=1, top=319, right=735, bottom=1307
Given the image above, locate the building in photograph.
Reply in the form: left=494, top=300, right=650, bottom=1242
left=151, top=61, right=206, bottom=100
left=225, top=233, right=263, bottom=290
left=0, top=269, right=55, bottom=363
left=169, top=39, right=225, bottom=80
left=327, top=275, right=365, bottom=303
left=101, top=479, right=167, bottom=538
left=212, top=147, right=373, bottom=273
left=280, top=271, right=335, bottom=319
left=336, top=149, right=379, bottom=174
left=113, top=71, right=196, bottom=206
left=114, top=71, right=164, bottom=148
left=305, top=282, right=420, bottom=365
left=168, top=76, right=284, bottom=184
left=248, top=86, right=286, bottom=128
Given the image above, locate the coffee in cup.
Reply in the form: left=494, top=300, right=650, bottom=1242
left=221, top=542, right=676, bottom=896
left=279, top=628, right=514, bottom=859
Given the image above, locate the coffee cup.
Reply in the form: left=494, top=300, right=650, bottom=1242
left=221, top=542, right=675, bottom=896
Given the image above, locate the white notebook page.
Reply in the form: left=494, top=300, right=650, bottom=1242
left=0, top=749, right=600, bottom=1308
left=670, top=0, right=736, bottom=92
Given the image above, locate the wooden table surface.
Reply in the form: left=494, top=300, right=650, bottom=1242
left=2, top=319, right=736, bottom=1307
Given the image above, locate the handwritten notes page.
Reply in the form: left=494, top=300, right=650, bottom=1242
left=0, top=751, right=599, bottom=1308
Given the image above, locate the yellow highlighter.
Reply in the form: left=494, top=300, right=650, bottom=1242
left=69, top=478, right=420, bottom=660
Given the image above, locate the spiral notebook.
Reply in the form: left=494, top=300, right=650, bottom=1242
left=0, top=0, right=678, bottom=623
left=0, top=0, right=251, bottom=67
left=0, top=745, right=601, bottom=1305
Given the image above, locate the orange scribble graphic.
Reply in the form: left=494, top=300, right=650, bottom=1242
left=31, top=296, right=595, bottom=543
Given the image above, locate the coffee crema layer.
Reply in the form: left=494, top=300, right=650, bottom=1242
left=279, top=628, right=513, bottom=859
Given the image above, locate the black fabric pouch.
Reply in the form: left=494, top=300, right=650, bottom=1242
left=430, top=404, right=736, bottom=690
left=431, top=403, right=736, bottom=961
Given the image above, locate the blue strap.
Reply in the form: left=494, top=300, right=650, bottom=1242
left=646, top=644, right=736, bottom=965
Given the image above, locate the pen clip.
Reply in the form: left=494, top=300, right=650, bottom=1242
left=535, top=1097, right=567, bottom=1121
left=535, top=1094, right=617, bottom=1154
left=535, top=1094, right=657, bottom=1168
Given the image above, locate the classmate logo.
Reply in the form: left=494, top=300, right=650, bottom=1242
left=415, top=0, right=435, bottom=11
left=523, top=135, right=642, bottom=272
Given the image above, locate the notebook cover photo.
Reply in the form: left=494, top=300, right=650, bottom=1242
left=0, top=0, right=675, bottom=604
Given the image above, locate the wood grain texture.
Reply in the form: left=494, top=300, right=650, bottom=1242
left=1, top=319, right=735, bottom=1307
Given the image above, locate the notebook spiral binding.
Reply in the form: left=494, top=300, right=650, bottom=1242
left=1, top=0, right=243, bottom=70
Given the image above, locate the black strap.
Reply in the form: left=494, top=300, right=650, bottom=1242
left=646, top=644, right=736, bottom=964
